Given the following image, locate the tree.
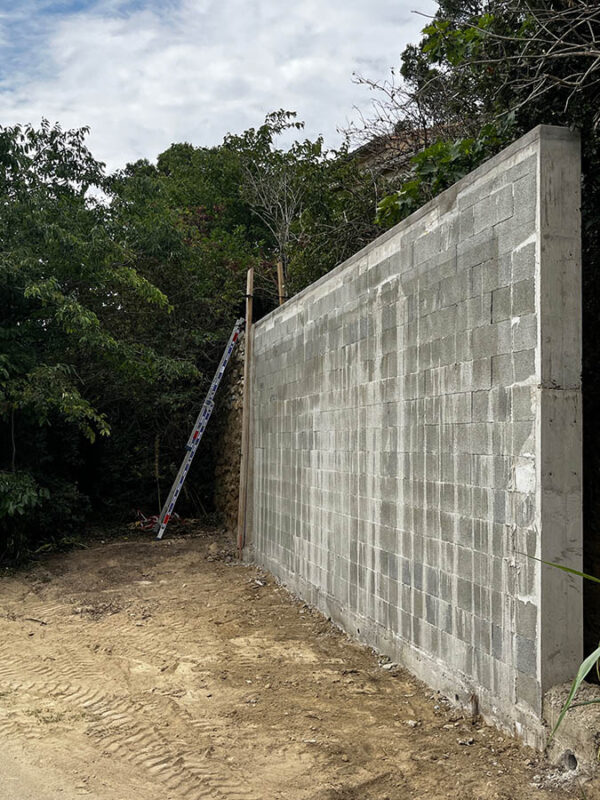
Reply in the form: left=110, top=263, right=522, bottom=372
left=101, top=147, right=257, bottom=516
left=0, top=121, right=185, bottom=560
left=0, top=111, right=386, bottom=562
left=225, top=110, right=384, bottom=295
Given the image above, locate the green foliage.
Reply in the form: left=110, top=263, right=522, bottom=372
left=0, top=120, right=212, bottom=561
left=5, top=364, right=110, bottom=443
left=0, top=472, right=49, bottom=563
left=422, top=13, right=496, bottom=66
left=552, top=645, right=600, bottom=739
left=0, top=471, right=48, bottom=519
left=100, top=134, right=259, bottom=515
left=223, top=111, right=382, bottom=292
left=375, top=115, right=516, bottom=228
left=285, top=142, right=382, bottom=292
left=0, top=114, right=392, bottom=561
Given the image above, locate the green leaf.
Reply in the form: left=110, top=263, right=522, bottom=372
left=550, top=645, right=600, bottom=740
left=518, top=553, right=600, bottom=585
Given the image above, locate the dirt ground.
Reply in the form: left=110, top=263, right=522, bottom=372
left=0, top=527, right=593, bottom=800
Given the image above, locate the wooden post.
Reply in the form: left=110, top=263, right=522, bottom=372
left=237, top=267, right=254, bottom=556
left=276, top=259, right=286, bottom=306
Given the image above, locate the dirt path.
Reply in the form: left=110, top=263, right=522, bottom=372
left=0, top=528, right=590, bottom=799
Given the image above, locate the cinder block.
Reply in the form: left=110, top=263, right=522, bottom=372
left=492, top=285, right=511, bottom=322
left=513, top=173, right=537, bottom=223
left=516, top=599, right=538, bottom=640
left=516, top=671, right=541, bottom=713
left=457, top=578, right=473, bottom=612
left=512, top=241, right=536, bottom=282
left=472, top=357, right=492, bottom=390
left=455, top=606, right=473, bottom=642
left=512, top=278, right=535, bottom=317
left=458, top=230, right=496, bottom=271
left=512, top=314, right=537, bottom=352
left=516, top=635, right=537, bottom=676
left=425, top=593, right=438, bottom=625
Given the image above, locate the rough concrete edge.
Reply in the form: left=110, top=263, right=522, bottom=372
left=534, top=128, right=585, bottom=773
left=254, top=125, right=574, bottom=334
left=537, top=127, right=583, bottom=681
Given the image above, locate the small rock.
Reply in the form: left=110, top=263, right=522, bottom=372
left=404, top=719, right=419, bottom=728
left=381, top=662, right=399, bottom=671
left=458, top=737, right=474, bottom=746
left=341, top=754, right=349, bottom=762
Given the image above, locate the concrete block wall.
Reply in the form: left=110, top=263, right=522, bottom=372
left=247, top=126, right=582, bottom=745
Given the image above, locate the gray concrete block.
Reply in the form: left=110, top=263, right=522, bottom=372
left=513, top=173, right=537, bottom=224
left=490, top=352, right=512, bottom=386
left=516, top=635, right=537, bottom=676
left=457, top=578, right=473, bottom=612
left=492, top=286, right=511, bottom=322
left=512, top=278, right=535, bottom=317
left=472, top=357, right=492, bottom=390
left=512, top=314, right=537, bottom=352
left=512, top=241, right=536, bottom=282
left=516, top=599, right=538, bottom=640
left=514, top=349, right=535, bottom=383
left=511, top=386, right=537, bottom=421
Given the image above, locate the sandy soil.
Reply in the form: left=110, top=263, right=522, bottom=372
left=0, top=527, right=592, bottom=800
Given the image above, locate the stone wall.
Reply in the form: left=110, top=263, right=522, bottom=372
left=213, top=333, right=244, bottom=531
left=247, top=126, right=583, bottom=746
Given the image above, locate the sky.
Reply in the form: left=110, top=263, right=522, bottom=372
left=0, top=0, right=437, bottom=172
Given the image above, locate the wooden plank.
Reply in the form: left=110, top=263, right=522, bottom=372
left=277, top=260, right=286, bottom=306
left=237, top=267, right=254, bottom=555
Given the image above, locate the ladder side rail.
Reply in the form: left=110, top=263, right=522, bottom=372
left=154, top=318, right=244, bottom=540
left=155, top=398, right=217, bottom=540
left=185, top=320, right=243, bottom=450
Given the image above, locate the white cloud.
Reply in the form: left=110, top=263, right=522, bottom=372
left=0, top=0, right=437, bottom=171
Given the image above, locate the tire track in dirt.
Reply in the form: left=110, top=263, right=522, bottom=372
left=0, top=598, right=267, bottom=800
left=0, top=639, right=117, bottom=688
left=0, top=712, right=42, bottom=741
left=0, top=675, right=256, bottom=800
left=0, top=533, right=579, bottom=800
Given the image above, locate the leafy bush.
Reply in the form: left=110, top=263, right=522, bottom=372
left=375, top=115, right=516, bottom=229
left=0, top=471, right=49, bottom=562
left=0, top=470, right=91, bottom=563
